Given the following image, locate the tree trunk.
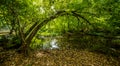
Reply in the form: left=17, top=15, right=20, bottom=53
left=18, top=40, right=31, bottom=56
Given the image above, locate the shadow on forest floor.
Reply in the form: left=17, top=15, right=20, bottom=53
left=59, top=35, right=120, bottom=58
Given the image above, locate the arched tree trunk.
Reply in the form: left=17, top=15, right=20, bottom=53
left=19, top=11, right=66, bottom=55
left=19, top=10, right=92, bottom=55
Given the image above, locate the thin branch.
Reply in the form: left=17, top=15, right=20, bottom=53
left=71, top=11, right=91, bottom=25
left=80, top=12, right=99, bottom=17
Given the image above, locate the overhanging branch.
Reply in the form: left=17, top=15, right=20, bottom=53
left=24, top=10, right=96, bottom=45
left=25, top=10, right=66, bottom=43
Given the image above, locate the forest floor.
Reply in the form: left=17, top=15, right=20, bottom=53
left=0, top=35, right=120, bottom=66
left=0, top=48, right=120, bottom=66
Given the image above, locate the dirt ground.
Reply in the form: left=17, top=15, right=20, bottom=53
left=0, top=49, right=120, bottom=66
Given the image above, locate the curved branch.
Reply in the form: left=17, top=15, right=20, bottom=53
left=25, top=10, right=66, bottom=44
left=24, top=10, right=95, bottom=45
left=71, top=11, right=96, bottom=30
left=71, top=11, right=91, bottom=25
left=25, top=22, right=38, bottom=37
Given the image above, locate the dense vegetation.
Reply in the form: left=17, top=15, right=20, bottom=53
left=0, top=0, right=120, bottom=66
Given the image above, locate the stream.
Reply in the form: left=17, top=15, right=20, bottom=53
left=42, top=38, right=59, bottom=49
left=31, top=36, right=64, bottom=50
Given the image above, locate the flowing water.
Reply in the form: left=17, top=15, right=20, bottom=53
left=42, top=38, right=59, bottom=49
left=31, top=36, right=63, bottom=50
